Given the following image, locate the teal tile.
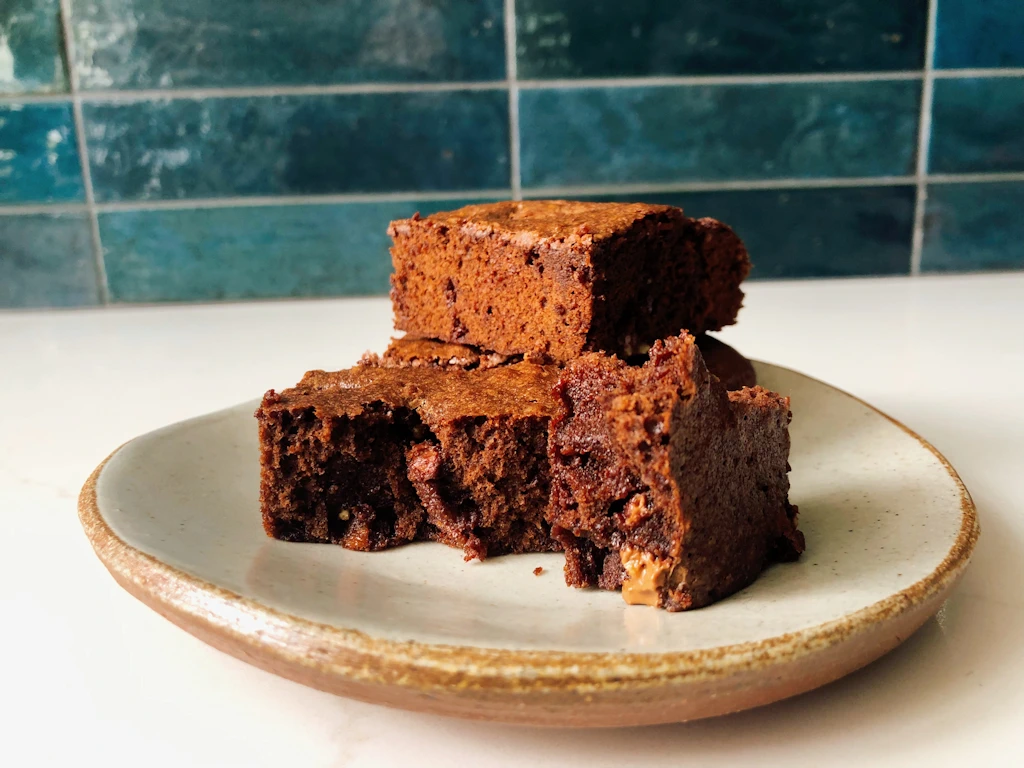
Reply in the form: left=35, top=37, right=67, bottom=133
left=0, top=214, right=99, bottom=308
left=517, top=0, right=927, bottom=78
left=0, top=102, right=84, bottom=203
left=573, top=185, right=915, bottom=279
left=71, top=0, right=505, bottom=89
left=922, top=182, right=1024, bottom=273
left=84, top=91, right=510, bottom=202
left=0, top=0, right=68, bottom=94
left=519, top=81, right=920, bottom=187
left=101, top=198, right=501, bottom=303
left=930, top=78, right=1024, bottom=174
left=936, top=0, right=1024, bottom=69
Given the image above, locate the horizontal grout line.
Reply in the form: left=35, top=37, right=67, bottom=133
left=6, top=171, right=1024, bottom=217
left=60, top=81, right=509, bottom=102
left=517, top=71, right=924, bottom=89
left=931, top=67, right=1024, bottom=79
left=0, top=203, right=89, bottom=216
left=6, top=67, right=1024, bottom=106
left=521, top=177, right=917, bottom=197
left=0, top=93, right=72, bottom=105
left=927, top=171, right=1024, bottom=184
left=91, top=189, right=514, bottom=212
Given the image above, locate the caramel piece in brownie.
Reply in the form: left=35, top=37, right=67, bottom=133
left=256, top=363, right=559, bottom=560
left=548, top=334, right=803, bottom=611
left=363, top=333, right=757, bottom=389
left=388, top=200, right=750, bottom=362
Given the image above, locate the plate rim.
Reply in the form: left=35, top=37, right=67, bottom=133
left=78, top=362, right=980, bottom=696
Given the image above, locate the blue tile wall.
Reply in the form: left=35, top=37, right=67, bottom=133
left=516, top=0, right=927, bottom=78
left=100, top=198, right=496, bottom=302
left=935, top=0, right=1024, bottom=69
left=1, top=0, right=1023, bottom=308
left=929, top=78, right=1024, bottom=174
left=922, top=182, right=1024, bottom=273
left=0, top=103, right=84, bottom=203
left=0, top=0, right=68, bottom=94
left=519, top=81, right=920, bottom=187
left=0, top=214, right=99, bottom=307
left=83, top=91, right=510, bottom=201
left=70, top=0, right=506, bottom=89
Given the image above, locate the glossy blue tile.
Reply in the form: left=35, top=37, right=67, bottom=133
left=517, top=0, right=927, bottom=78
left=571, top=186, right=915, bottom=279
left=70, top=0, right=505, bottom=89
left=935, top=0, right=1024, bottom=69
left=929, top=78, right=1024, bottom=174
left=83, top=92, right=509, bottom=202
left=922, top=182, right=1024, bottom=273
left=101, top=198, right=500, bottom=302
left=0, top=103, right=84, bottom=204
left=519, top=81, right=920, bottom=187
left=0, top=214, right=99, bottom=308
left=0, top=0, right=68, bottom=94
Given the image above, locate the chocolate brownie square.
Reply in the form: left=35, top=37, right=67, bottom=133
left=547, top=334, right=803, bottom=611
left=256, top=363, right=559, bottom=560
left=388, top=200, right=750, bottom=362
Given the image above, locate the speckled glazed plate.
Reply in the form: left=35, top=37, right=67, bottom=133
left=79, top=362, right=978, bottom=727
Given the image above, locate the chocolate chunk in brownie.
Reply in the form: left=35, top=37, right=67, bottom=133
left=256, top=363, right=559, bottom=560
left=364, top=333, right=756, bottom=390
left=388, top=200, right=750, bottom=362
left=548, top=334, right=803, bottom=611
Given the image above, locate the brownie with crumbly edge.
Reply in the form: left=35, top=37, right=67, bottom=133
left=256, top=362, right=559, bottom=560
left=362, top=333, right=757, bottom=390
left=548, top=334, right=803, bottom=611
left=388, top=200, right=750, bottom=363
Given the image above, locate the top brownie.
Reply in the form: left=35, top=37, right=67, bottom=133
left=388, top=200, right=750, bottom=362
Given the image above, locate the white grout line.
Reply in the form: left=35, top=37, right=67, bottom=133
left=910, top=0, right=938, bottom=277
left=517, top=71, right=926, bottom=90
left=57, top=0, right=109, bottom=304
left=91, top=189, right=515, bottom=213
left=69, top=80, right=511, bottom=103
left=6, top=68, right=1024, bottom=107
left=931, top=67, right=1024, bottom=79
left=0, top=92, right=72, bottom=105
left=0, top=203, right=89, bottom=216
left=503, top=0, right=521, bottom=200
left=522, top=176, right=918, bottom=198
left=927, top=172, right=1024, bottom=184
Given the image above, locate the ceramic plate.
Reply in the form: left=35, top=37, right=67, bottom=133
left=79, top=362, right=978, bottom=727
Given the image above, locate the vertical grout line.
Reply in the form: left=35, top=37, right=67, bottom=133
left=504, top=0, right=521, bottom=200
left=58, top=0, right=109, bottom=304
left=910, top=0, right=938, bottom=277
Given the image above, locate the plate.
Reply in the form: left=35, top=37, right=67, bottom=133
left=79, top=362, right=978, bottom=727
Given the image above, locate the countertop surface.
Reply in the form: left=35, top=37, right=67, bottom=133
left=3, top=273, right=1022, bottom=767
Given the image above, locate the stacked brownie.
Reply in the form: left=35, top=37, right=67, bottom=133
left=257, top=200, right=804, bottom=611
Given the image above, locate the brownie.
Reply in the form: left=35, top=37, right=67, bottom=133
left=694, top=334, right=757, bottom=390
left=363, top=333, right=757, bottom=390
left=547, top=334, right=803, bottom=611
left=388, top=200, right=750, bottom=362
left=256, top=362, right=559, bottom=561
left=359, top=337, right=525, bottom=371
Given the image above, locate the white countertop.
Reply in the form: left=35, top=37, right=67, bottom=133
left=3, top=273, right=1022, bottom=767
